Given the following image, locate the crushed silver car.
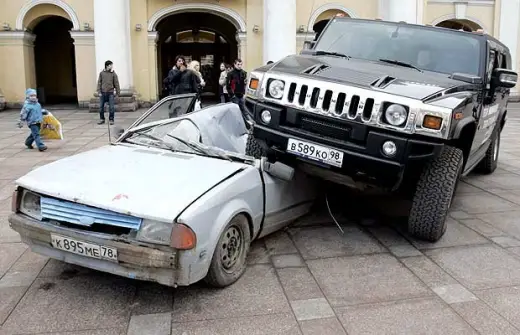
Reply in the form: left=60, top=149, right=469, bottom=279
left=9, top=94, right=316, bottom=288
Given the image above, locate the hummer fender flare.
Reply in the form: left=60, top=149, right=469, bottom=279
left=452, top=117, right=477, bottom=139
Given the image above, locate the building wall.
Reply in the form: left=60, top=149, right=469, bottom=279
left=0, top=0, right=513, bottom=107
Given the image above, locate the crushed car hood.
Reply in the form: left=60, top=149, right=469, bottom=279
left=16, top=144, right=248, bottom=221
left=268, top=55, right=468, bottom=101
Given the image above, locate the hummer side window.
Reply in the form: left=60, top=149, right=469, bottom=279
left=485, top=49, right=496, bottom=90
left=484, top=49, right=501, bottom=104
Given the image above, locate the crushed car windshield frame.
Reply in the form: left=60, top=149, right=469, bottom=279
left=314, top=18, right=485, bottom=77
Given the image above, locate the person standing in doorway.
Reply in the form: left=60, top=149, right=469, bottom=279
left=164, top=56, right=186, bottom=96
left=188, top=60, right=205, bottom=110
left=226, top=59, right=248, bottom=116
left=97, top=60, right=120, bottom=125
left=218, top=63, right=229, bottom=103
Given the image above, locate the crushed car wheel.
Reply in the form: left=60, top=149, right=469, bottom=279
left=205, top=214, right=251, bottom=288
left=408, top=146, right=463, bottom=242
left=245, top=129, right=267, bottom=159
left=477, top=129, right=500, bottom=175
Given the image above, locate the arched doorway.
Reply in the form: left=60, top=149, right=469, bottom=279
left=30, top=16, right=77, bottom=105
left=156, top=12, right=238, bottom=101
left=435, top=19, right=483, bottom=32
left=312, top=10, right=350, bottom=40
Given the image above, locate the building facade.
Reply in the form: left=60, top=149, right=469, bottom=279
left=0, top=0, right=517, bottom=110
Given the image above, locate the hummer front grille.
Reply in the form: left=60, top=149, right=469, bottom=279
left=285, top=82, right=376, bottom=122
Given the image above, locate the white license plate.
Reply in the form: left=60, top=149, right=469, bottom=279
left=51, top=234, right=118, bottom=262
left=287, top=138, right=344, bottom=167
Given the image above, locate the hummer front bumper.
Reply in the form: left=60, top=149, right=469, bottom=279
left=247, top=98, right=445, bottom=189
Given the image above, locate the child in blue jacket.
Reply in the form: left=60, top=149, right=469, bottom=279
left=17, top=88, right=48, bottom=151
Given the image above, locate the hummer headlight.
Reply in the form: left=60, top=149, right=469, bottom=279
left=384, top=104, right=408, bottom=126
left=268, top=80, right=285, bottom=99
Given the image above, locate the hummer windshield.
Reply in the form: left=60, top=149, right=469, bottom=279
left=314, top=19, right=483, bottom=76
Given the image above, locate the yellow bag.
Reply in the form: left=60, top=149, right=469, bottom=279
left=40, top=112, right=64, bottom=140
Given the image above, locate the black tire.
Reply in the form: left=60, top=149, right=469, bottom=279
left=408, top=146, right=464, bottom=242
left=477, top=129, right=500, bottom=174
left=205, top=214, right=251, bottom=288
left=245, top=129, right=267, bottom=159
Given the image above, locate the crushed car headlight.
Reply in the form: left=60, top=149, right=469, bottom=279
left=19, top=190, right=42, bottom=220
left=136, top=219, right=173, bottom=245
left=384, top=104, right=408, bottom=127
left=268, top=79, right=285, bottom=99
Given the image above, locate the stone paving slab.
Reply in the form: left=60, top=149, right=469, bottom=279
left=2, top=106, right=520, bottom=334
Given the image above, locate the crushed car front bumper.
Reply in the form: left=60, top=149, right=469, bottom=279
left=9, top=213, right=179, bottom=287
left=248, top=99, right=445, bottom=189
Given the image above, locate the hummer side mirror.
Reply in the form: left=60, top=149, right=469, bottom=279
left=261, top=157, right=295, bottom=181
left=494, top=68, right=518, bottom=89
left=302, top=41, right=315, bottom=50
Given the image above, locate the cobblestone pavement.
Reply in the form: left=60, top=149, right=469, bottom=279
left=2, top=105, right=520, bottom=334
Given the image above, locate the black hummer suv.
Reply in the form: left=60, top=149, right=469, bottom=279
left=244, top=17, right=518, bottom=242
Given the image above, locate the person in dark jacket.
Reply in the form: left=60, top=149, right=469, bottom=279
left=97, top=60, right=120, bottom=125
left=226, top=59, right=248, bottom=116
left=171, top=63, right=200, bottom=96
left=163, top=56, right=185, bottom=96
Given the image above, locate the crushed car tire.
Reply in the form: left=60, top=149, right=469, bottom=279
left=408, top=145, right=463, bottom=242
left=245, top=129, right=267, bottom=159
left=477, top=129, right=500, bottom=175
left=205, top=214, right=251, bottom=288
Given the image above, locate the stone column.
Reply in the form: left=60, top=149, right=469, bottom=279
left=90, top=0, right=138, bottom=112
left=381, top=0, right=422, bottom=24
left=70, top=32, right=96, bottom=108
left=147, top=31, right=159, bottom=107
left=263, top=0, right=296, bottom=64
left=236, top=32, right=247, bottom=66
left=499, top=0, right=520, bottom=97
left=0, top=32, right=36, bottom=108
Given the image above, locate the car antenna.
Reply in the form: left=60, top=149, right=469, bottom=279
left=106, top=108, right=112, bottom=144
left=302, top=0, right=317, bottom=47
left=326, top=193, right=345, bottom=234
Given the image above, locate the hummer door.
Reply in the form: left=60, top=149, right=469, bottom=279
left=474, top=46, right=501, bottom=153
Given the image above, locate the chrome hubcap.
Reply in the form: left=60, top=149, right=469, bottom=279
left=220, top=226, right=243, bottom=271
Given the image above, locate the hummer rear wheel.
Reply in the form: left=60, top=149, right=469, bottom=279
left=477, top=129, right=500, bottom=174
left=408, top=146, right=464, bottom=242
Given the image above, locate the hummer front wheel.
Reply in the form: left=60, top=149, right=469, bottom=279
left=408, top=146, right=464, bottom=242
left=245, top=129, right=267, bottom=159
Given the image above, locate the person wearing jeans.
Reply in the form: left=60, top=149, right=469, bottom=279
left=97, top=60, right=120, bottom=125
left=226, top=59, right=251, bottom=125
left=18, top=88, right=48, bottom=152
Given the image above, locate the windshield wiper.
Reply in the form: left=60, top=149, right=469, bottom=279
left=165, top=133, right=232, bottom=161
left=378, top=59, right=423, bottom=72
left=313, top=50, right=350, bottom=59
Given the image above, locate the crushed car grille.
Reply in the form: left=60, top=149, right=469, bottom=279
left=285, top=82, right=376, bottom=122
left=40, top=197, right=142, bottom=230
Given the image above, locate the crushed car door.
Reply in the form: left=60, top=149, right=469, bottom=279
left=126, top=93, right=198, bottom=131
left=258, top=169, right=316, bottom=238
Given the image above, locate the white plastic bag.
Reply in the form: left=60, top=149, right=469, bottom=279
left=194, top=100, right=202, bottom=111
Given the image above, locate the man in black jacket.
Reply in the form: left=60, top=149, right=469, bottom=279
left=226, top=59, right=248, bottom=118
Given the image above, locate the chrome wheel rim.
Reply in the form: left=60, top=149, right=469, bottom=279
left=220, top=225, right=244, bottom=272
